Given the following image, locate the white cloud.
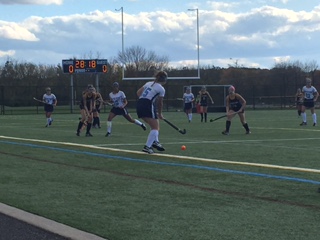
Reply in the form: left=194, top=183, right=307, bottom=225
left=0, top=0, right=62, bottom=5
left=0, top=21, right=39, bottom=41
left=0, top=49, right=15, bottom=57
left=1, top=3, right=320, bottom=69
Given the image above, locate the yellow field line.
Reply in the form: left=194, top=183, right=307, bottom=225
left=1, top=135, right=320, bottom=174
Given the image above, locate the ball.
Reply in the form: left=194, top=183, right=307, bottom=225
left=181, top=145, right=186, bottom=150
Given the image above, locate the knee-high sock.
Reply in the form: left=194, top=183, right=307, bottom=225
left=302, top=112, right=307, bottom=122
left=312, top=113, right=317, bottom=123
left=77, top=121, right=83, bottom=131
left=243, top=123, right=250, bottom=131
left=134, top=119, right=143, bottom=126
left=226, top=120, right=231, bottom=132
left=107, top=121, right=112, bottom=133
left=146, top=129, right=158, bottom=147
left=86, top=123, right=92, bottom=134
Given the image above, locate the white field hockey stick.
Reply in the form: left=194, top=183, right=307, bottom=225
left=33, top=97, right=53, bottom=105
left=96, top=98, right=113, bottom=106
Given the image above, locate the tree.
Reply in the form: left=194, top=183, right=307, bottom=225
left=115, top=45, right=169, bottom=77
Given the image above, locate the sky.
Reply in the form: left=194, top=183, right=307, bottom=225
left=1, top=0, right=320, bottom=69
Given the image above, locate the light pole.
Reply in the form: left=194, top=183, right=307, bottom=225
left=115, top=7, right=124, bottom=78
left=188, top=8, right=200, bottom=79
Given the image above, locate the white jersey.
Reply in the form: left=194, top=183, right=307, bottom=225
left=302, top=86, right=317, bottom=100
left=183, top=93, right=194, bottom=103
left=43, top=93, right=56, bottom=105
left=139, top=81, right=165, bottom=102
left=109, top=91, right=126, bottom=108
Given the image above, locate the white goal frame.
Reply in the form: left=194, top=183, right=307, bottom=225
left=186, top=84, right=232, bottom=108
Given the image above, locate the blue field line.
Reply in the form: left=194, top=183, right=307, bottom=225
left=1, top=140, right=320, bottom=185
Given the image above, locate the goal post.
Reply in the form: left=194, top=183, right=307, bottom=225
left=187, top=85, right=232, bottom=112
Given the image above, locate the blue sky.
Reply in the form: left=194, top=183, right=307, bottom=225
left=1, top=0, right=320, bottom=69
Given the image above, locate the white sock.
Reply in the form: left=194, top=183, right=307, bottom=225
left=302, top=112, right=307, bottom=122
left=134, top=119, right=143, bottom=126
left=107, top=121, right=112, bottom=133
left=146, top=129, right=158, bottom=147
left=47, top=118, right=50, bottom=124
left=312, top=113, right=317, bottom=123
left=188, top=113, right=192, bottom=121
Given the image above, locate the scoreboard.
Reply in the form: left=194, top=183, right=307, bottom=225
left=62, top=59, right=108, bottom=74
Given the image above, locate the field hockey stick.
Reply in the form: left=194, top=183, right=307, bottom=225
left=176, top=98, right=184, bottom=101
left=163, top=119, right=186, bottom=134
left=33, top=97, right=52, bottom=105
left=209, top=111, right=238, bottom=122
left=97, top=99, right=113, bottom=106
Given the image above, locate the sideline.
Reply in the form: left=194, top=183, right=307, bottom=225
left=0, top=203, right=107, bottom=240
left=1, top=135, right=320, bottom=174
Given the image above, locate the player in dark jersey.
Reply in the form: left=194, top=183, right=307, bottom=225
left=222, top=86, right=250, bottom=135
left=199, top=86, right=214, bottom=122
left=76, top=85, right=96, bottom=137
left=295, top=88, right=303, bottom=117
left=93, top=90, right=103, bottom=128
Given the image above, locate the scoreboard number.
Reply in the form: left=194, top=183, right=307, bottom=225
left=62, top=59, right=108, bottom=74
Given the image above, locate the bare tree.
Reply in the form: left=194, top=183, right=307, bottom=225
left=116, top=45, right=169, bottom=74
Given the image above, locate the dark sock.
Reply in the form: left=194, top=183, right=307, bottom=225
left=77, top=121, right=83, bottom=132
left=97, top=117, right=100, bottom=127
left=204, top=113, right=207, bottom=122
left=243, top=123, right=250, bottom=131
left=200, top=113, right=203, bottom=122
left=226, top=120, right=231, bottom=132
left=298, top=110, right=301, bottom=116
left=86, top=123, right=92, bottom=133
left=92, top=117, right=97, bottom=126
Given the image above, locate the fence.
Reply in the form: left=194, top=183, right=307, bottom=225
left=0, top=84, right=306, bottom=115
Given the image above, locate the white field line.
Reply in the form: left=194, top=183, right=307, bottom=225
left=1, top=135, right=320, bottom=174
left=254, top=127, right=320, bottom=132
left=96, top=137, right=320, bottom=146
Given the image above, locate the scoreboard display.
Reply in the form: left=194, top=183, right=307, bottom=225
left=62, top=59, right=108, bottom=74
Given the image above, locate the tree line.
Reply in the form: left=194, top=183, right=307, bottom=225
left=0, top=46, right=319, bottom=109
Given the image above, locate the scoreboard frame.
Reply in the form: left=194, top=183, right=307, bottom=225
left=62, top=59, right=108, bottom=74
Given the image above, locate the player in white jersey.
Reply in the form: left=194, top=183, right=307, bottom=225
left=182, top=87, right=195, bottom=122
left=300, top=78, right=319, bottom=126
left=136, top=71, right=167, bottom=154
left=42, top=87, right=57, bottom=127
left=105, top=82, right=146, bottom=136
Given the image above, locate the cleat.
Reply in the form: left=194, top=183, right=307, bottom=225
left=152, top=141, right=165, bottom=151
left=141, top=123, right=147, bottom=131
left=246, top=131, right=251, bottom=134
left=85, top=132, right=93, bottom=137
left=105, top=132, right=111, bottom=137
left=76, top=131, right=80, bottom=136
left=300, top=122, right=307, bottom=126
left=142, top=146, right=154, bottom=154
left=222, top=130, right=229, bottom=135
left=313, top=123, right=317, bottom=127
left=45, top=124, right=48, bottom=127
